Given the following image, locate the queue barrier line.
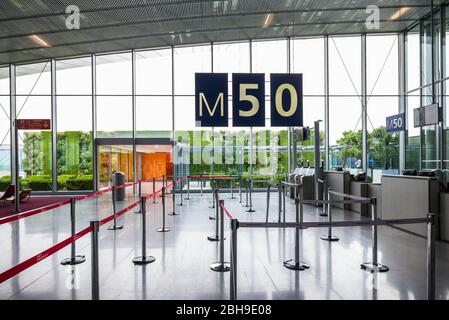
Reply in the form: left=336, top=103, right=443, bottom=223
left=327, top=190, right=372, bottom=203
left=0, top=225, right=92, bottom=284
left=0, top=177, right=165, bottom=226
left=0, top=181, right=170, bottom=284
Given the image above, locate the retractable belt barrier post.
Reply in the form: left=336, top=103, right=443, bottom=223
left=246, top=179, right=255, bottom=213
left=238, top=177, right=242, bottom=203
left=427, top=214, right=436, bottom=300
left=229, top=177, right=236, bottom=200
left=152, top=178, right=157, bottom=204
left=208, top=189, right=220, bottom=241
left=211, top=200, right=230, bottom=272
left=230, top=218, right=238, bottom=300
left=265, top=185, right=271, bottom=223
left=320, top=179, right=328, bottom=217
left=200, top=175, right=203, bottom=196
left=61, top=198, right=86, bottom=266
left=169, top=180, right=179, bottom=216
left=282, top=183, right=286, bottom=222
left=320, top=188, right=339, bottom=242
left=276, top=184, right=282, bottom=223
left=90, top=220, right=100, bottom=300
left=178, top=179, right=184, bottom=206
left=135, top=181, right=142, bottom=214
left=108, top=186, right=124, bottom=231
left=133, top=197, right=156, bottom=265
left=284, top=184, right=309, bottom=271
left=361, top=197, right=389, bottom=273
left=186, top=177, right=191, bottom=200
left=209, top=180, right=216, bottom=209
left=157, top=187, right=171, bottom=232
left=244, top=180, right=249, bottom=208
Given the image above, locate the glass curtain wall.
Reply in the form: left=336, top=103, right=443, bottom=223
left=56, top=57, right=93, bottom=191
left=0, top=67, right=10, bottom=191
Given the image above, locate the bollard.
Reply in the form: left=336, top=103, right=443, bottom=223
left=361, top=197, right=389, bottom=273
left=320, top=188, right=339, bottom=242
left=133, top=197, right=156, bottom=265
left=265, top=185, right=271, bottom=223
left=135, top=181, right=142, bottom=214
left=208, top=189, right=220, bottom=241
left=284, top=193, right=309, bottom=271
left=229, top=219, right=238, bottom=300
left=246, top=179, right=255, bottom=213
left=108, top=186, right=124, bottom=231
left=186, top=177, right=191, bottom=200
left=320, top=180, right=328, bottom=217
left=152, top=178, right=157, bottom=204
left=90, top=220, right=100, bottom=300
left=238, top=177, right=242, bottom=203
left=427, top=214, right=436, bottom=300
left=169, top=180, right=179, bottom=216
left=61, top=198, right=86, bottom=265
left=210, top=200, right=230, bottom=272
left=157, top=187, right=171, bottom=232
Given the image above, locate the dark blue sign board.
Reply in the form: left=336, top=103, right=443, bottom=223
left=232, top=73, right=265, bottom=127
left=386, top=113, right=405, bottom=133
left=195, top=73, right=228, bottom=127
left=270, top=74, right=303, bottom=127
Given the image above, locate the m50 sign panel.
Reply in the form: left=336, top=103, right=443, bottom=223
left=195, top=73, right=303, bottom=127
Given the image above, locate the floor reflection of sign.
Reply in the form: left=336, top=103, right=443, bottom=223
left=17, top=119, right=51, bottom=130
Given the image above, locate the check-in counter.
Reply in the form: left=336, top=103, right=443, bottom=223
left=382, top=175, right=440, bottom=238
left=289, top=174, right=315, bottom=201
left=325, top=171, right=351, bottom=210
left=440, top=193, right=449, bottom=241
left=350, top=181, right=370, bottom=217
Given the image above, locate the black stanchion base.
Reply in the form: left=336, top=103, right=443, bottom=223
left=108, top=225, right=124, bottom=231
left=133, top=256, right=156, bottom=265
left=185, top=197, right=191, bottom=200
left=243, top=204, right=250, bottom=208
left=210, top=262, right=231, bottom=272
left=283, top=259, right=310, bottom=271
left=61, top=255, right=86, bottom=266
left=157, top=227, right=171, bottom=232
left=360, top=262, right=389, bottom=273
left=209, top=216, right=216, bottom=220
left=246, top=208, right=256, bottom=213
left=320, top=235, right=339, bottom=242
left=319, top=213, right=328, bottom=217
left=177, top=203, right=184, bottom=207
left=169, top=212, right=180, bottom=216
left=207, top=235, right=220, bottom=242
left=209, top=206, right=215, bottom=209
left=134, top=210, right=142, bottom=214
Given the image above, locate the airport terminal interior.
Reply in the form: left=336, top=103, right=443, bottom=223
left=1, top=0, right=449, bottom=301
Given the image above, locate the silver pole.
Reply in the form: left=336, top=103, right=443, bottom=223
left=321, top=188, right=339, bottom=242
left=361, top=198, right=388, bottom=272
left=277, top=184, right=282, bottom=222
left=211, top=200, right=230, bottom=272
left=90, top=220, right=100, bottom=300
left=230, top=219, right=238, bottom=300
left=61, top=198, right=86, bottom=265
left=282, top=184, right=286, bottom=222
left=427, top=214, right=436, bottom=300
left=152, top=177, right=156, bottom=204
left=186, top=177, right=191, bottom=200
left=157, top=187, right=171, bottom=232
left=179, top=179, right=184, bottom=206
left=320, top=180, right=328, bottom=217
left=14, top=122, right=19, bottom=213
left=238, top=176, right=242, bottom=203
left=108, top=186, right=123, bottom=231
left=246, top=179, right=255, bottom=213
left=200, top=175, right=203, bottom=196
left=169, top=180, right=179, bottom=216
left=265, top=184, right=271, bottom=223
left=133, top=197, right=156, bottom=265
left=135, top=181, right=142, bottom=213
left=208, top=189, right=220, bottom=241
left=244, top=180, right=249, bottom=208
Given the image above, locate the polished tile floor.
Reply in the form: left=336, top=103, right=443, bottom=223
left=1, top=183, right=449, bottom=300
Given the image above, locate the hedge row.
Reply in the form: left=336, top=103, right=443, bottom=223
left=0, top=175, right=94, bottom=192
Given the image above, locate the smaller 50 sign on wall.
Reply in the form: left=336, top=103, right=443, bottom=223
left=195, top=73, right=303, bottom=127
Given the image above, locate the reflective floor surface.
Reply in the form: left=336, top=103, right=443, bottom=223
left=1, top=184, right=449, bottom=300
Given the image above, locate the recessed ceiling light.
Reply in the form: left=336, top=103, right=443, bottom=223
left=29, top=35, right=50, bottom=47
left=390, top=7, right=411, bottom=20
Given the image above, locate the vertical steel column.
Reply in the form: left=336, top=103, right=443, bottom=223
left=230, top=219, right=238, bottom=300
left=427, top=214, right=436, bottom=300
left=361, top=198, right=389, bottom=273
left=132, top=50, right=137, bottom=194
left=9, top=65, right=16, bottom=189
left=51, top=59, right=57, bottom=192
left=287, top=38, right=292, bottom=174
left=61, top=198, right=86, bottom=265
left=92, top=54, right=98, bottom=192
left=398, top=33, right=406, bottom=173
left=324, top=36, right=330, bottom=169
left=90, top=220, right=100, bottom=300
left=133, top=197, right=156, bottom=265
left=249, top=39, right=253, bottom=178
left=361, top=34, right=368, bottom=173
left=171, top=46, right=176, bottom=197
